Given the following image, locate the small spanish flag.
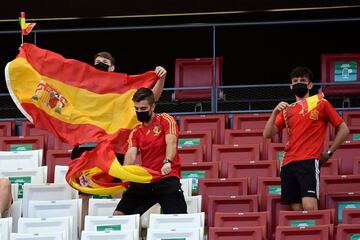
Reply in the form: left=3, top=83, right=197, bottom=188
left=18, top=12, right=36, bottom=35
left=299, top=92, right=324, bottom=115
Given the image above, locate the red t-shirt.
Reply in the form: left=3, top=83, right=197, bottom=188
left=275, top=99, right=343, bottom=166
left=128, top=113, right=180, bottom=179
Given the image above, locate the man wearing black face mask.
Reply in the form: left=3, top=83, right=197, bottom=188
left=263, top=66, right=349, bottom=212
left=114, top=88, right=187, bottom=216
left=71, top=51, right=167, bottom=162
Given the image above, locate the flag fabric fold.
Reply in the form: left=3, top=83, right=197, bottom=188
left=5, top=43, right=163, bottom=194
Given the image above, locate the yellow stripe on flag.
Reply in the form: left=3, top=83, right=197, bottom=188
left=9, top=57, right=139, bottom=134
left=108, top=160, right=153, bottom=183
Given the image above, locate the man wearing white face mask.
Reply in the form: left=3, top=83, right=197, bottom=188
left=263, top=66, right=349, bottom=212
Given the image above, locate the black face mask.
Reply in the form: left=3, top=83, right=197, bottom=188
left=136, top=111, right=152, bottom=122
left=94, top=62, right=110, bottom=71
left=291, top=83, right=309, bottom=98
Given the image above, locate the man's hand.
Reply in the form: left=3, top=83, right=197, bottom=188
left=155, top=66, right=167, bottom=79
left=161, top=162, right=171, bottom=175
left=274, top=101, right=290, bottom=114
left=319, top=152, right=331, bottom=165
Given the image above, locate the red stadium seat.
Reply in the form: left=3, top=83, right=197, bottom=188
left=208, top=226, right=264, bottom=240
left=224, top=129, right=270, bottom=159
left=45, top=149, right=72, bottom=183
left=207, top=195, right=259, bottom=227
left=276, top=225, right=333, bottom=240
left=198, top=178, right=248, bottom=212
left=257, top=177, right=282, bottom=211
left=179, top=114, right=227, bottom=144
left=179, top=130, right=213, bottom=161
left=321, top=53, right=360, bottom=96
left=267, top=143, right=285, bottom=167
left=325, top=192, right=360, bottom=225
left=174, top=57, right=223, bottom=101
left=227, top=160, right=277, bottom=195
left=278, top=209, right=334, bottom=227
left=214, top=212, right=268, bottom=238
left=232, top=113, right=271, bottom=130
left=354, top=157, right=360, bottom=174
left=22, top=121, right=55, bottom=149
left=336, top=224, right=360, bottom=240
left=347, top=126, right=360, bottom=141
left=0, top=121, right=15, bottom=136
left=321, top=159, right=340, bottom=176
left=320, top=175, right=360, bottom=209
left=267, top=195, right=291, bottom=240
left=180, top=162, right=219, bottom=194
left=343, top=110, right=360, bottom=127
left=329, top=140, right=360, bottom=174
left=342, top=208, right=360, bottom=224
left=178, top=145, right=204, bottom=163
left=212, top=144, right=261, bottom=178
left=0, top=136, right=45, bottom=152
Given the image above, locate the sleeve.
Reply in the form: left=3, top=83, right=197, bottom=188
left=127, top=128, right=139, bottom=149
left=162, top=113, right=178, bottom=136
left=275, top=111, right=285, bottom=130
left=323, top=100, right=344, bottom=127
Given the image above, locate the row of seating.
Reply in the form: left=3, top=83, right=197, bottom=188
left=2, top=161, right=360, bottom=239
left=1, top=142, right=359, bottom=186
left=3, top=210, right=360, bottom=239
left=1, top=110, right=359, bottom=141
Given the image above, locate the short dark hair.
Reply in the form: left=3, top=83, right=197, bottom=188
left=94, top=51, right=115, bottom=65
left=132, top=88, right=155, bottom=105
left=290, top=66, right=313, bottom=82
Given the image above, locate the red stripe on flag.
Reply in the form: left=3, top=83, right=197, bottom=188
left=18, top=43, right=159, bottom=94
left=22, top=102, right=131, bottom=153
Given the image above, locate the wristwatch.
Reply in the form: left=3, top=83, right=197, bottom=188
left=326, top=150, right=333, bottom=157
left=163, top=159, right=172, bottom=164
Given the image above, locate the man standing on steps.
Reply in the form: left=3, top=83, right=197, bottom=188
left=263, top=66, right=349, bottom=211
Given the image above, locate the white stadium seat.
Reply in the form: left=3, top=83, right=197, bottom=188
left=0, top=150, right=43, bottom=168
left=88, top=198, right=120, bottom=216
left=18, top=217, right=72, bottom=240
left=84, top=215, right=140, bottom=232
left=22, top=183, right=74, bottom=217
left=149, top=212, right=205, bottom=229
left=54, top=165, right=69, bottom=184
left=27, top=199, right=82, bottom=240
left=81, top=230, right=138, bottom=240
left=147, top=228, right=202, bottom=240
left=186, top=195, right=202, bottom=214
left=10, top=232, right=65, bottom=240
left=0, top=217, right=12, bottom=240
left=180, top=178, right=193, bottom=197
left=8, top=201, right=22, bottom=232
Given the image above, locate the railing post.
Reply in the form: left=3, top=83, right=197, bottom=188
left=211, top=25, right=217, bottom=114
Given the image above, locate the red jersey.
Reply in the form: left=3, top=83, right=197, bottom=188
left=275, top=99, right=343, bottom=166
left=128, top=113, right=180, bottom=179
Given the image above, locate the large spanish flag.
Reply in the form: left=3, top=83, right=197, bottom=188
left=5, top=43, right=163, bottom=194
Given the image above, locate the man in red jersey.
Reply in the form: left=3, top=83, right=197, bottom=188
left=114, top=88, right=187, bottom=215
left=263, top=66, right=349, bottom=211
